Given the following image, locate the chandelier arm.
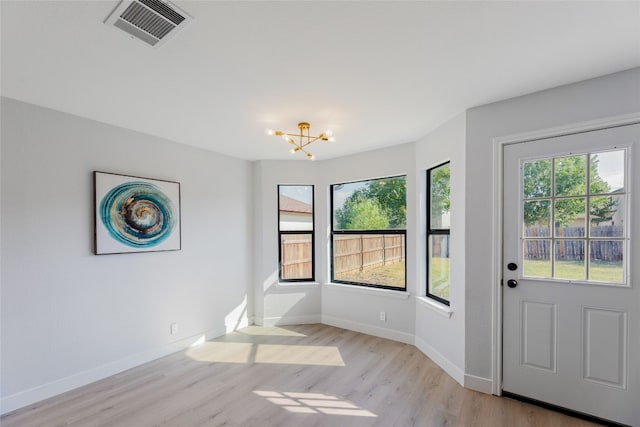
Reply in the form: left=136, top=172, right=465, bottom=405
left=300, top=136, right=322, bottom=148
left=300, top=147, right=314, bottom=158
left=286, top=138, right=300, bottom=148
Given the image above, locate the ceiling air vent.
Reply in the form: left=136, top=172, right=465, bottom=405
left=105, top=0, right=193, bottom=48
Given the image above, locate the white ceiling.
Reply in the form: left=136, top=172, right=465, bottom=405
left=2, top=1, right=639, bottom=161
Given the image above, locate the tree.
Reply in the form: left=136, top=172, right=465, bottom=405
left=430, top=164, right=450, bottom=228
left=359, top=178, right=406, bottom=228
left=336, top=195, right=389, bottom=230
left=335, top=177, right=406, bottom=230
left=523, top=154, right=617, bottom=227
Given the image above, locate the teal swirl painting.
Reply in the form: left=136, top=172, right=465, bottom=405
left=94, top=172, right=181, bottom=254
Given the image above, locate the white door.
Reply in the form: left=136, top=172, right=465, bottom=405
left=503, top=124, right=640, bottom=426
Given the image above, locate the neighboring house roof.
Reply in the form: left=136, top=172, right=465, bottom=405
left=279, top=195, right=312, bottom=214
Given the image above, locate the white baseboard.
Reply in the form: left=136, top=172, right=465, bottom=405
left=2, top=314, right=494, bottom=415
left=254, top=314, right=321, bottom=327
left=321, top=314, right=414, bottom=345
left=413, top=335, right=465, bottom=386
left=464, top=373, right=494, bottom=394
left=0, top=326, right=229, bottom=416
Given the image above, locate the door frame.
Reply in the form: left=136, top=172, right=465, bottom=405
left=491, top=112, right=640, bottom=396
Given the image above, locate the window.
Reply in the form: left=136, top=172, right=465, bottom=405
left=331, top=176, right=406, bottom=290
left=521, top=150, right=626, bottom=284
left=278, top=185, right=314, bottom=282
left=427, top=162, right=451, bottom=305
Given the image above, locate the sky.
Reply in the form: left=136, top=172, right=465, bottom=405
left=279, top=185, right=313, bottom=205
left=594, top=149, right=624, bottom=191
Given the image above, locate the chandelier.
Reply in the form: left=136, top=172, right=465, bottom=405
left=267, top=122, right=335, bottom=160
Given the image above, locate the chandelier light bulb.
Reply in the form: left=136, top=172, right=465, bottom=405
left=328, top=137, right=336, bottom=142
left=266, top=129, right=274, bottom=135
left=290, top=148, right=296, bottom=154
left=325, top=129, right=333, bottom=137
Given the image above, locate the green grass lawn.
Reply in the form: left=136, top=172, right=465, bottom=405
left=524, top=259, right=623, bottom=283
left=336, top=262, right=406, bottom=289
left=334, top=258, right=453, bottom=297
left=429, top=258, right=450, bottom=300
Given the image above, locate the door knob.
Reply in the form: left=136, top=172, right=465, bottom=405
left=507, top=279, right=518, bottom=288
left=507, top=263, right=518, bottom=271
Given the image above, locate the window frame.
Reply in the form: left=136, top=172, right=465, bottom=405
left=426, top=162, right=451, bottom=306
left=278, top=185, right=315, bottom=283
left=330, top=175, right=407, bottom=291
left=519, top=149, right=628, bottom=285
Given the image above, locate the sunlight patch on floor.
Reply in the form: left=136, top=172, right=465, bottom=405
left=255, top=344, right=345, bottom=366
left=254, top=391, right=377, bottom=417
left=186, top=342, right=344, bottom=366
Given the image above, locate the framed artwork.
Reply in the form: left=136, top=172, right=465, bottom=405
left=94, top=171, right=181, bottom=255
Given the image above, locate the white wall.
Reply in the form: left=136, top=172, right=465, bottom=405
left=252, top=160, right=322, bottom=326
left=464, top=67, right=640, bottom=382
left=253, top=143, right=417, bottom=342
left=4, top=68, right=638, bottom=415
left=319, top=143, right=416, bottom=343
left=414, top=113, right=467, bottom=386
left=0, top=98, right=253, bottom=413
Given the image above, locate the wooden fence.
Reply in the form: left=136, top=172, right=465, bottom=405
left=524, top=225, right=623, bottom=262
left=333, top=234, right=405, bottom=275
left=280, top=234, right=312, bottom=279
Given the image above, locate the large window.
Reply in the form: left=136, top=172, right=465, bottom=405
left=427, top=162, right=451, bottom=304
left=278, top=185, right=314, bottom=282
left=331, top=176, right=406, bottom=290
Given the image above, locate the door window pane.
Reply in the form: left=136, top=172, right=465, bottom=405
left=523, top=240, right=551, bottom=278
left=590, top=150, right=624, bottom=194
left=523, top=159, right=551, bottom=198
left=554, top=240, right=585, bottom=280
left=590, top=195, right=624, bottom=237
left=554, top=198, right=585, bottom=237
left=523, top=200, right=551, bottom=236
left=555, top=155, right=587, bottom=197
left=589, top=241, right=624, bottom=283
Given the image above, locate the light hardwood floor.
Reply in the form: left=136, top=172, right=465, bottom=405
left=2, top=324, right=601, bottom=426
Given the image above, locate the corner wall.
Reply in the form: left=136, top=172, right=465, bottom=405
left=318, top=143, right=417, bottom=343
left=252, top=160, right=322, bottom=326
left=0, top=98, right=253, bottom=413
left=414, top=112, right=468, bottom=387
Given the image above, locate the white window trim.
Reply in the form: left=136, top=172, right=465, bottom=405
left=325, top=282, right=411, bottom=299
left=416, top=296, right=453, bottom=318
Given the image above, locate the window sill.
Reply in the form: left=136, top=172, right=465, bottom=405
left=416, top=296, right=453, bottom=318
left=277, top=282, right=320, bottom=289
left=325, top=282, right=411, bottom=299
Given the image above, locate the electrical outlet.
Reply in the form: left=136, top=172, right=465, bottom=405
left=380, top=311, right=386, bottom=321
left=170, top=323, right=179, bottom=335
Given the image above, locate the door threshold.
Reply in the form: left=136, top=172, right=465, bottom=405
left=501, top=391, right=630, bottom=427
